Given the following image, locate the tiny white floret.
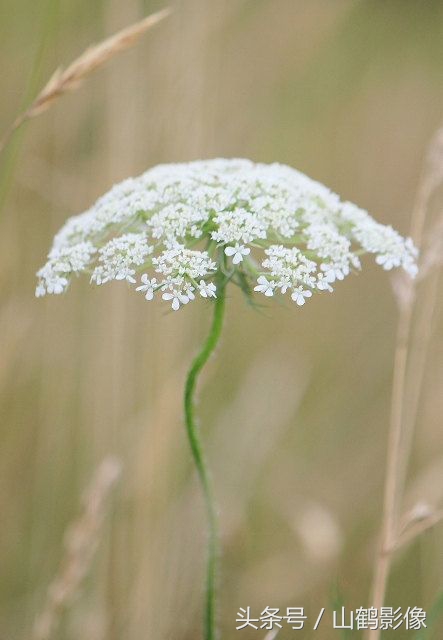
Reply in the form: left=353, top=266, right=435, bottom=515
left=136, top=275, right=157, bottom=300
left=162, top=291, right=189, bottom=311
left=224, top=244, right=251, bottom=265
left=198, top=281, right=217, bottom=298
left=291, top=286, right=313, bottom=306
left=254, top=276, right=275, bottom=297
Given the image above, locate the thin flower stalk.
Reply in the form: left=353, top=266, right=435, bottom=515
left=184, top=272, right=226, bottom=640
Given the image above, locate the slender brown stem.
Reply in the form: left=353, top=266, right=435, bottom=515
left=367, top=130, right=443, bottom=640
left=396, top=511, right=443, bottom=552
left=368, top=301, right=413, bottom=629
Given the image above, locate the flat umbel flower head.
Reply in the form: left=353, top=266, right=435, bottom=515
left=36, top=158, right=418, bottom=310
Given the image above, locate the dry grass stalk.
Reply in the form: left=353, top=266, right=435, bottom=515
left=367, top=128, right=443, bottom=640
left=0, top=7, right=171, bottom=154
left=418, top=217, right=443, bottom=279
left=32, top=456, right=121, bottom=640
left=395, top=509, right=443, bottom=552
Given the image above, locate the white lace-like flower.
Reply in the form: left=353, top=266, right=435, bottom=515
left=162, top=290, right=190, bottom=311
left=254, top=276, right=275, bottom=297
left=198, top=281, right=217, bottom=298
left=36, top=158, right=418, bottom=309
left=224, top=243, right=250, bottom=264
left=291, top=286, right=313, bottom=306
left=36, top=241, right=96, bottom=296
left=91, top=233, right=152, bottom=285
left=136, top=275, right=157, bottom=300
left=153, top=245, right=216, bottom=279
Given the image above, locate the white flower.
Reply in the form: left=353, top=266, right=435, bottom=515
left=224, top=243, right=251, bottom=265
left=320, top=262, right=349, bottom=283
left=254, top=276, right=275, bottom=297
left=162, top=291, right=190, bottom=311
left=91, top=233, right=152, bottom=286
left=212, top=208, right=267, bottom=245
left=278, top=278, right=291, bottom=294
left=153, top=245, right=217, bottom=279
left=36, top=241, right=96, bottom=296
left=136, top=275, right=157, bottom=300
left=37, top=158, right=418, bottom=309
left=375, top=253, right=401, bottom=270
left=291, top=286, right=313, bottom=306
left=262, top=245, right=317, bottom=295
left=198, top=281, right=217, bottom=298
left=186, top=285, right=196, bottom=301
left=316, top=273, right=334, bottom=292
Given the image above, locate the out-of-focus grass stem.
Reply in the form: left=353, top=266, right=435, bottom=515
left=0, top=0, right=60, bottom=214
left=368, top=128, right=443, bottom=640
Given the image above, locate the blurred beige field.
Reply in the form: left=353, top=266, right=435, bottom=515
left=1, top=1, right=442, bottom=639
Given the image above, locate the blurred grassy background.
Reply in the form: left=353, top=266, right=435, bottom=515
left=1, top=1, right=443, bottom=638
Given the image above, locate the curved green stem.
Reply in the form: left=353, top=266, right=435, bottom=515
left=184, top=285, right=226, bottom=640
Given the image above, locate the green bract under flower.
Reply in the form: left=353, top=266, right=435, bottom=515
left=36, top=158, right=418, bottom=310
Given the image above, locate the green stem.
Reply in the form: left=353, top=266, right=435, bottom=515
left=184, top=285, right=226, bottom=640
